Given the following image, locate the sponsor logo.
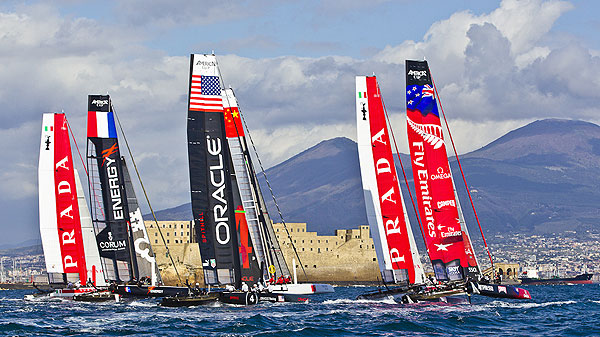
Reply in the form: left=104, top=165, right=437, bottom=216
left=45, top=136, right=51, bottom=150
left=91, top=99, right=109, bottom=107
left=207, top=135, right=231, bottom=246
left=430, top=167, right=451, bottom=180
left=434, top=243, right=452, bottom=251
left=99, top=239, right=127, bottom=250
left=468, top=266, right=479, bottom=273
left=196, top=60, right=217, bottom=67
left=479, top=284, right=493, bottom=292
left=447, top=266, right=461, bottom=276
left=361, top=102, right=367, bottom=121
left=441, top=230, right=462, bottom=238
left=101, top=146, right=124, bottom=220
left=437, top=199, right=456, bottom=208
left=241, top=276, right=254, bottom=282
left=411, top=142, right=436, bottom=238
left=408, top=69, right=427, bottom=80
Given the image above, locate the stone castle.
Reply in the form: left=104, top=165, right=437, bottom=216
left=145, top=221, right=379, bottom=285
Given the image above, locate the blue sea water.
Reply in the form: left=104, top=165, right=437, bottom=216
left=0, top=285, right=598, bottom=336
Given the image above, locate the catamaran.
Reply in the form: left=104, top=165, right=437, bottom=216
left=162, top=53, right=333, bottom=306
left=355, top=61, right=530, bottom=303
left=86, top=95, right=190, bottom=298
left=33, top=112, right=109, bottom=300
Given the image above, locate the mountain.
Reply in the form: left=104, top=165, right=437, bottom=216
left=150, top=119, right=600, bottom=235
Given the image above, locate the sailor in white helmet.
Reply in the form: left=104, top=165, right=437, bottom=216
left=241, top=282, right=249, bottom=292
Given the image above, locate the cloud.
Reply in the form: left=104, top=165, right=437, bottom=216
left=2, top=0, right=600, bottom=244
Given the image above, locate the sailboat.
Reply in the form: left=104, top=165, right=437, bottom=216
left=355, top=76, right=465, bottom=303
left=355, top=68, right=530, bottom=303
left=34, top=112, right=107, bottom=299
left=404, top=60, right=530, bottom=300
left=162, top=53, right=333, bottom=306
left=85, top=95, right=190, bottom=298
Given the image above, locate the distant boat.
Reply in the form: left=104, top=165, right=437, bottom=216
left=520, top=273, right=593, bottom=285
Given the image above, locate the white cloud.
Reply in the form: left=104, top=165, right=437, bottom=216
left=1, top=0, right=600, bottom=244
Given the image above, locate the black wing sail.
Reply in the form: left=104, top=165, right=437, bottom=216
left=187, top=54, right=241, bottom=287
left=87, top=94, right=134, bottom=282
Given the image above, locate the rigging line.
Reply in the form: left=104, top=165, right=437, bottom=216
left=215, top=61, right=306, bottom=280
left=379, top=82, right=428, bottom=253
left=237, top=109, right=308, bottom=281
left=222, top=89, right=288, bottom=277
left=429, top=67, right=495, bottom=275
left=66, top=118, right=88, bottom=177
left=111, top=103, right=184, bottom=287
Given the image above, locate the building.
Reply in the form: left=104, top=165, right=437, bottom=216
left=272, top=223, right=379, bottom=282
left=145, top=221, right=203, bottom=286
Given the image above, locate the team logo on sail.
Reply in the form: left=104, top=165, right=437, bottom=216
left=207, top=135, right=231, bottom=245
left=430, top=167, right=451, bottom=180
left=407, top=117, right=445, bottom=149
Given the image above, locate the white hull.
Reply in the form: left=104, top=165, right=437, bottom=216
left=51, top=287, right=97, bottom=298
left=268, top=283, right=334, bottom=295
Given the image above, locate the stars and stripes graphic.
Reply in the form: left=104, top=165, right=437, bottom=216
left=189, top=75, right=223, bottom=112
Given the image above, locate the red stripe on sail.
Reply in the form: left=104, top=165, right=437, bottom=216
left=366, top=76, right=416, bottom=283
left=87, top=111, right=98, bottom=138
left=53, top=113, right=88, bottom=283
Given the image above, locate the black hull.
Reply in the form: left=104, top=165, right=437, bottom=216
left=160, top=293, right=220, bottom=307
left=471, top=282, right=531, bottom=299
left=519, top=273, right=593, bottom=285
left=258, top=292, right=310, bottom=303
left=113, top=285, right=190, bottom=298
left=73, top=291, right=117, bottom=302
left=357, top=284, right=467, bottom=303
left=219, top=291, right=259, bottom=305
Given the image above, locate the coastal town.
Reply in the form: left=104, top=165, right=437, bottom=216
left=2, top=222, right=598, bottom=285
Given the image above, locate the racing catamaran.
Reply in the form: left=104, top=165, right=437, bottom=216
left=162, top=53, right=333, bottom=306
left=34, top=113, right=106, bottom=299
left=86, top=95, right=190, bottom=298
left=356, top=63, right=530, bottom=302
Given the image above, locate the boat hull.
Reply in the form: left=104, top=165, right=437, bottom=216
left=519, top=273, right=593, bottom=285
left=113, top=285, right=190, bottom=298
left=471, top=282, right=531, bottom=300
left=51, top=287, right=98, bottom=298
left=73, top=290, right=120, bottom=302
left=258, top=292, right=309, bottom=303
left=268, top=283, right=334, bottom=295
left=219, top=291, right=259, bottom=305
left=357, top=285, right=468, bottom=304
left=160, top=293, right=220, bottom=307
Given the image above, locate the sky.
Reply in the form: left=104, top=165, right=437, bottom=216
left=1, top=0, right=599, bottom=245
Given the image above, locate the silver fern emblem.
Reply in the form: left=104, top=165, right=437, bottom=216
left=407, top=117, right=445, bottom=149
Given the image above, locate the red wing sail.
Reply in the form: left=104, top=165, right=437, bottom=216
left=405, top=60, right=472, bottom=281
left=52, top=114, right=88, bottom=282
left=357, top=76, right=424, bottom=284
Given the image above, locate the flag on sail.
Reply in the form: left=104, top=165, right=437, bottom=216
left=189, top=75, right=223, bottom=112
left=87, top=97, right=118, bottom=138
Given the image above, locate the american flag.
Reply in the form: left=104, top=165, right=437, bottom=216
left=189, top=75, right=223, bottom=112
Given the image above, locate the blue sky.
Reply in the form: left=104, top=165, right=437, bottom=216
left=0, top=0, right=599, bottom=244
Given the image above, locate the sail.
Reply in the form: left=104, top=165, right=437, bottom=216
left=86, top=95, right=133, bottom=282
left=75, top=168, right=107, bottom=286
left=122, top=159, right=161, bottom=285
left=222, top=88, right=290, bottom=281
left=187, top=53, right=241, bottom=286
left=38, top=113, right=88, bottom=283
left=405, top=60, right=473, bottom=281
left=356, top=76, right=425, bottom=285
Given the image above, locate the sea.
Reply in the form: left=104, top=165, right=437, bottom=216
left=0, top=284, right=598, bottom=336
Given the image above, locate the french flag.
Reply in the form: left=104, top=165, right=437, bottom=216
left=87, top=111, right=118, bottom=138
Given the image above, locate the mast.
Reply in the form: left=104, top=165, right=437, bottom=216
left=122, top=158, right=161, bottom=285
left=221, top=88, right=290, bottom=280
left=39, top=113, right=89, bottom=284
left=405, top=60, right=472, bottom=281
left=356, top=76, right=425, bottom=285
left=187, top=53, right=241, bottom=287
left=86, top=95, right=134, bottom=282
